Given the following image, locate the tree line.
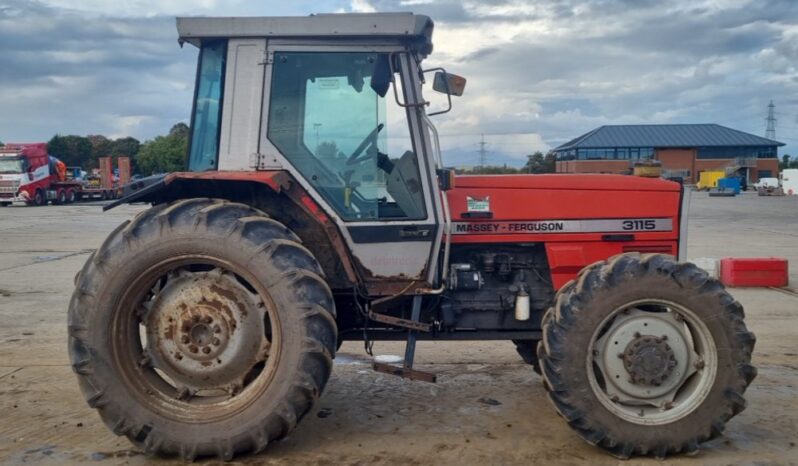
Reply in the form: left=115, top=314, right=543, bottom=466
left=456, top=151, right=557, bottom=174
left=780, top=154, right=797, bottom=170
left=40, top=122, right=190, bottom=176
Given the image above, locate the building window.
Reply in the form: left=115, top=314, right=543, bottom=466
left=697, top=146, right=777, bottom=159
left=759, top=170, right=772, bottom=178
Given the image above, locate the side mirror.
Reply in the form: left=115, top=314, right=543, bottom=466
left=433, top=71, right=466, bottom=97
left=436, top=167, right=456, bottom=191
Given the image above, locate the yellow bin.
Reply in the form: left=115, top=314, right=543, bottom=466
left=697, top=170, right=725, bottom=190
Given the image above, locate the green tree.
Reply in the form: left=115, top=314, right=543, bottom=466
left=48, top=134, right=92, bottom=167
left=781, top=154, right=791, bottom=171
left=136, top=123, right=189, bottom=175
left=316, top=141, right=337, bottom=157
left=169, top=122, right=190, bottom=139
left=111, top=137, right=141, bottom=158
left=457, top=165, right=520, bottom=174
left=87, top=134, right=113, bottom=169
left=525, top=151, right=556, bottom=174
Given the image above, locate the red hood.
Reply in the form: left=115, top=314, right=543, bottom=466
left=454, top=174, right=681, bottom=192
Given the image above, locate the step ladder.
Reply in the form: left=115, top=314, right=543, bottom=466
left=371, top=295, right=437, bottom=383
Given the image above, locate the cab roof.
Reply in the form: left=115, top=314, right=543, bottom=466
left=176, top=13, right=434, bottom=56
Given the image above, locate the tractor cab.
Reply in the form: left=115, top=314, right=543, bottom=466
left=175, top=13, right=463, bottom=287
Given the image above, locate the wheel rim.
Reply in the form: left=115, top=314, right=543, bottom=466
left=111, top=256, right=281, bottom=423
left=587, top=299, right=717, bottom=425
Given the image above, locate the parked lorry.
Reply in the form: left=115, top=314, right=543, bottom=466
left=0, top=143, right=125, bottom=206
left=69, top=13, right=755, bottom=461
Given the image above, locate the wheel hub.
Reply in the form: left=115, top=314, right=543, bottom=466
left=622, top=335, right=676, bottom=386
left=594, top=308, right=699, bottom=403
left=145, top=270, right=270, bottom=391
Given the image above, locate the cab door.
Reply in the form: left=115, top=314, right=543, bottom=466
left=259, top=45, right=443, bottom=287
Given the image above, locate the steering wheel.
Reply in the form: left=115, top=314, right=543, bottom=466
left=346, top=124, right=384, bottom=166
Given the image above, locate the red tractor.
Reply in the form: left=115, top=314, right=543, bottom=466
left=69, top=13, right=755, bottom=461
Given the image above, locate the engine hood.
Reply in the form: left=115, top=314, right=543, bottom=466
left=445, top=173, right=682, bottom=232
left=453, top=174, right=681, bottom=192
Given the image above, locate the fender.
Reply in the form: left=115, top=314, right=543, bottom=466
left=107, top=170, right=359, bottom=288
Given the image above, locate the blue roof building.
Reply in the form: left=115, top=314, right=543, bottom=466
left=553, top=124, right=783, bottom=183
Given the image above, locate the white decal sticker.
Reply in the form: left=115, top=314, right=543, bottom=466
left=466, top=196, right=490, bottom=212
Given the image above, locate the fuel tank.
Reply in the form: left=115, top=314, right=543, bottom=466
left=445, top=174, right=684, bottom=289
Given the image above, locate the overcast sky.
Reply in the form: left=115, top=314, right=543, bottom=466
left=1, top=0, right=796, bottom=166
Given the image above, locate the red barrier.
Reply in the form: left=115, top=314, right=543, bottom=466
left=720, top=258, right=789, bottom=287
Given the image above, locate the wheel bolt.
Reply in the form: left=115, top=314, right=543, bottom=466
left=617, top=353, right=625, bottom=359
left=695, top=359, right=705, bottom=370
left=189, top=345, right=198, bottom=353
left=203, top=316, right=212, bottom=324
left=212, top=338, right=220, bottom=346
left=634, top=332, right=641, bottom=338
left=193, top=315, right=200, bottom=323
left=661, top=335, right=668, bottom=341
left=213, top=325, right=221, bottom=333
left=181, top=335, right=190, bottom=344
left=202, top=347, right=211, bottom=354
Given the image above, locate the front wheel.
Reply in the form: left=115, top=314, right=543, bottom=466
left=34, top=189, right=46, bottom=206
left=538, top=254, right=756, bottom=459
left=69, top=198, right=337, bottom=460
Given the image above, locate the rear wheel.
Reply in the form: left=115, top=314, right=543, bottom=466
left=66, top=189, right=76, bottom=204
left=55, top=189, right=67, bottom=205
left=538, top=253, right=756, bottom=459
left=69, top=198, right=337, bottom=460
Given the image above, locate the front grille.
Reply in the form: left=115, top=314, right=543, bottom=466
left=0, top=180, right=20, bottom=194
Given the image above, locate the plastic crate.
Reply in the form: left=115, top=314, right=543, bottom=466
left=720, top=257, right=788, bottom=287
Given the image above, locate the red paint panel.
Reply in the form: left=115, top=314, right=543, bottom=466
left=545, top=241, right=676, bottom=289
left=720, top=258, right=788, bottom=287
left=446, top=183, right=681, bottom=244
left=454, top=174, right=681, bottom=192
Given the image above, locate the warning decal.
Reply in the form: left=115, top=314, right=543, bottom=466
left=466, top=196, right=490, bottom=212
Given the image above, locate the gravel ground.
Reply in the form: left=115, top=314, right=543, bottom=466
left=1, top=192, right=797, bottom=465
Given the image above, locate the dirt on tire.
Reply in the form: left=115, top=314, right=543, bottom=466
left=68, top=198, right=337, bottom=461
left=537, top=253, right=756, bottom=459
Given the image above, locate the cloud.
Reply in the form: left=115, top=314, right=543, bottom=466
left=1, top=0, right=796, bottom=165
left=346, top=0, right=798, bottom=164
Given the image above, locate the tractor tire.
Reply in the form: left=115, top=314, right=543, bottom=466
left=68, top=198, right=337, bottom=461
left=538, top=253, right=756, bottom=459
left=512, top=340, right=541, bottom=374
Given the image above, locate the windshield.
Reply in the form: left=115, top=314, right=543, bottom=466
left=0, top=157, right=23, bottom=174
left=267, top=52, right=426, bottom=221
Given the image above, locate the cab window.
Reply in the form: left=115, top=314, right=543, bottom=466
left=188, top=40, right=226, bottom=172
left=267, top=52, right=426, bottom=221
